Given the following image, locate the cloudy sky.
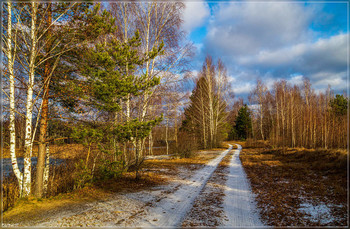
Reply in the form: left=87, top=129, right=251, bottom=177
left=181, top=0, right=348, bottom=99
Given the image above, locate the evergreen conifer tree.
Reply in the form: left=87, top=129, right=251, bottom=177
left=234, top=105, right=252, bottom=140
left=79, top=30, right=164, bottom=179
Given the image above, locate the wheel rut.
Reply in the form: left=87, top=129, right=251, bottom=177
left=131, top=145, right=233, bottom=227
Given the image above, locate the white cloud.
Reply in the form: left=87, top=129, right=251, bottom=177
left=311, top=71, right=348, bottom=91
left=204, top=2, right=316, bottom=56
left=188, top=1, right=348, bottom=98
left=288, top=75, right=304, bottom=86
left=182, top=1, right=210, bottom=33
left=240, top=33, right=347, bottom=70
left=232, top=82, right=254, bottom=94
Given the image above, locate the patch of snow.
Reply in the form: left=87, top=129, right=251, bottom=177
left=298, top=202, right=334, bottom=224
left=145, top=154, right=174, bottom=160
left=36, top=194, right=146, bottom=227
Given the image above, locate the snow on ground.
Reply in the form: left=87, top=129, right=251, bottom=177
left=182, top=151, right=232, bottom=227
left=128, top=145, right=233, bottom=227
left=144, top=154, right=174, bottom=160
left=298, top=202, right=334, bottom=225
left=39, top=194, right=145, bottom=227
left=222, top=144, right=264, bottom=227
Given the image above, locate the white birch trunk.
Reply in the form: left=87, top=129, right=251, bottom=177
left=165, top=116, right=169, bottom=155
left=43, top=143, right=50, bottom=195
left=291, top=91, right=295, bottom=147
left=206, top=66, right=214, bottom=149
left=7, top=2, right=24, bottom=193
left=22, top=2, right=38, bottom=196
left=149, top=130, right=153, bottom=155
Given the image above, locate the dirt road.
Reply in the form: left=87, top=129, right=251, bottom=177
left=130, top=145, right=233, bottom=227
left=222, top=144, right=263, bottom=227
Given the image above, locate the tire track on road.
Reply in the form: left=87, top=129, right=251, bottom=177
left=223, top=144, right=263, bottom=227
left=132, top=145, right=233, bottom=228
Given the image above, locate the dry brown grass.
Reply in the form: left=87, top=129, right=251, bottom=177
left=3, top=186, right=112, bottom=224
left=240, top=146, right=348, bottom=226
left=2, top=144, right=85, bottom=159
left=143, top=149, right=221, bottom=171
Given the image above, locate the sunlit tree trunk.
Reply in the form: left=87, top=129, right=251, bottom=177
left=149, top=130, right=153, bottom=155
left=200, top=90, right=207, bottom=148
left=22, top=2, right=38, bottom=197
left=42, top=143, right=50, bottom=195
left=6, top=2, right=24, bottom=195
left=206, top=62, right=214, bottom=148
left=174, top=113, right=178, bottom=149
left=35, top=3, right=52, bottom=198
left=165, top=116, right=169, bottom=155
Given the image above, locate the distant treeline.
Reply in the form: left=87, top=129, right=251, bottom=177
left=229, top=78, right=348, bottom=149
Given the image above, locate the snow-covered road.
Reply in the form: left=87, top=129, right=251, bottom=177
left=132, top=145, right=233, bottom=227
left=223, top=144, right=263, bottom=227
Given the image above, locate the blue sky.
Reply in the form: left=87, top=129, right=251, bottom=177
left=181, top=0, right=349, bottom=100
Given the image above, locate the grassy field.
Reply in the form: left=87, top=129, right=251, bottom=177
left=240, top=144, right=348, bottom=226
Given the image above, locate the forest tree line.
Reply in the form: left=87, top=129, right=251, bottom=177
left=228, top=79, right=348, bottom=149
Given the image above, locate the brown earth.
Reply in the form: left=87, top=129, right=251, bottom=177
left=240, top=145, right=348, bottom=226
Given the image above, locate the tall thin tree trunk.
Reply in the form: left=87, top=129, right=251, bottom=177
left=22, top=2, right=38, bottom=197
left=135, top=138, right=142, bottom=179
left=42, top=143, right=50, bottom=195
left=165, top=116, right=169, bottom=155
left=260, top=107, right=264, bottom=140
left=291, top=91, right=295, bottom=148
left=276, top=99, right=280, bottom=147
left=149, top=130, right=153, bottom=155
left=35, top=3, right=52, bottom=198
left=7, top=2, right=24, bottom=195
left=200, top=90, right=207, bottom=149
left=174, top=113, right=178, bottom=149
left=207, top=72, right=214, bottom=149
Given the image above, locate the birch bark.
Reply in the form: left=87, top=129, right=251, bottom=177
left=7, top=2, right=24, bottom=194
left=22, top=2, right=38, bottom=197
left=43, top=143, right=50, bottom=195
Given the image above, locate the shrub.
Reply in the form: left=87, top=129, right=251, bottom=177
left=73, top=159, right=93, bottom=189
left=94, top=159, right=124, bottom=181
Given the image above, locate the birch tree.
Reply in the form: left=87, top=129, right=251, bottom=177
left=2, top=2, right=23, bottom=195
left=2, top=2, right=114, bottom=197
left=249, top=79, right=268, bottom=140
left=248, top=78, right=348, bottom=149
left=108, top=1, right=192, bottom=157
left=181, top=56, right=229, bottom=149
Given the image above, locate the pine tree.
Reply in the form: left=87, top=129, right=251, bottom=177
left=330, top=94, right=348, bottom=116
left=33, top=3, right=115, bottom=198
left=79, top=30, right=164, bottom=179
left=234, top=105, right=252, bottom=140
